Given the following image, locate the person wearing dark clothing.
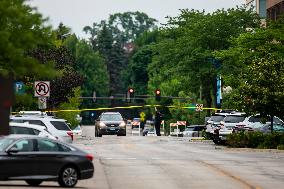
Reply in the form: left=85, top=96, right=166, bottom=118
left=155, top=110, right=163, bottom=136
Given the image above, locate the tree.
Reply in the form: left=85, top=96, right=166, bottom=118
left=83, top=12, right=158, bottom=97
left=214, top=16, right=284, bottom=122
left=108, top=11, right=157, bottom=44
left=147, top=7, right=260, bottom=113
left=64, top=36, right=110, bottom=108
left=0, top=0, right=55, bottom=78
left=56, top=87, right=82, bottom=128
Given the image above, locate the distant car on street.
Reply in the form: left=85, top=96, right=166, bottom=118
left=95, top=112, right=126, bottom=137
left=182, top=125, right=205, bottom=137
left=0, top=135, right=94, bottom=187
left=73, top=125, right=82, bottom=136
left=146, top=128, right=156, bottom=136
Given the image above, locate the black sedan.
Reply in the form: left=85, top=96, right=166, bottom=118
left=0, top=135, right=94, bottom=187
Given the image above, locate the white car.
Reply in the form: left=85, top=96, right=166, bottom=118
left=10, top=115, right=73, bottom=143
left=146, top=129, right=157, bottom=136
left=73, top=125, right=82, bottom=136
left=205, top=113, right=228, bottom=137
left=183, top=125, right=205, bottom=137
left=9, top=122, right=56, bottom=140
left=235, top=115, right=283, bottom=131
left=218, top=113, right=246, bottom=140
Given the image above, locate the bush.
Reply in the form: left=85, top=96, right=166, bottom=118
left=227, top=131, right=284, bottom=149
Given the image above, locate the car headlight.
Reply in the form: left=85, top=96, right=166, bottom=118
left=99, top=122, right=106, bottom=127
left=119, top=122, right=126, bottom=127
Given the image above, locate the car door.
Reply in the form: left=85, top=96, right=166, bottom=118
left=4, top=139, right=36, bottom=178
left=34, top=139, right=71, bottom=177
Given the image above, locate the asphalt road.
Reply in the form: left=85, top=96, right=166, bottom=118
left=0, top=125, right=284, bottom=189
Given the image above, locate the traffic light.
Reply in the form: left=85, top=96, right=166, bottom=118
left=155, top=89, right=161, bottom=101
left=127, top=88, right=135, bottom=102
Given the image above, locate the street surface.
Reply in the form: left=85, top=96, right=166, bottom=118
left=0, top=125, right=284, bottom=189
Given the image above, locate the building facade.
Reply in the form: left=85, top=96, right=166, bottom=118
left=246, top=0, right=284, bottom=20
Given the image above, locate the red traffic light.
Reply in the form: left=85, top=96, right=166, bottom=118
left=155, top=89, right=161, bottom=95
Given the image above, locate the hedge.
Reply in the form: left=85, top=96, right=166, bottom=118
left=226, top=131, right=284, bottom=149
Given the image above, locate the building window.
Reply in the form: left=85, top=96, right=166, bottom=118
left=267, top=1, right=284, bottom=20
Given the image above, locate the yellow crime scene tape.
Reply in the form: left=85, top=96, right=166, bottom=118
left=12, top=105, right=221, bottom=114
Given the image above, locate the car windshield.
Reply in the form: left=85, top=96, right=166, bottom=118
left=210, top=115, right=225, bottom=122
left=100, top=114, right=123, bottom=121
left=224, top=115, right=245, bottom=123
left=0, top=138, right=15, bottom=151
left=251, top=122, right=265, bottom=128
left=50, top=121, right=71, bottom=131
left=248, top=116, right=262, bottom=123
left=73, top=126, right=81, bottom=130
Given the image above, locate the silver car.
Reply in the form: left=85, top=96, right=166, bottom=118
left=10, top=115, right=73, bottom=143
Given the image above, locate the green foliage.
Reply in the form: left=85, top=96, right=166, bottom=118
left=147, top=7, right=259, bottom=121
left=0, top=0, right=56, bottom=78
left=84, top=12, right=158, bottom=96
left=214, top=16, right=284, bottom=117
left=56, top=87, right=82, bottom=129
left=64, top=36, right=110, bottom=108
left=227, top=131, right=284, bottom=149
left=14, top=94, right=37, bottom=112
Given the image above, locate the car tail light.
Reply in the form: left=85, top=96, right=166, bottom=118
left=67, top=131, right=74, bottom=141
left=86, top=154, right=94, bottom=161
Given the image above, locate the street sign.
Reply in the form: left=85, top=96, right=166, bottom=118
left=140, top=112, right=146, bottom=122
left=14, top=81, right=25, bottom=95
left=38, top=97, right=47, bottom=109
left=34, top=81, right=50, bottom=97
left=196, top=104, right=203, bottom=111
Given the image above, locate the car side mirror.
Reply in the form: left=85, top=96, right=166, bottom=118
left=6, top=147, right=19, bottom=154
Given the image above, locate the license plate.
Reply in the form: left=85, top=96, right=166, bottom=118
left=110, top=128, right=115, bottom=130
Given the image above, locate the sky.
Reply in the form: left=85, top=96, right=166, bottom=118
left=29, top=0, right=244, bottom=38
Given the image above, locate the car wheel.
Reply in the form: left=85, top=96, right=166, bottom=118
left=95, top=128, right=98, bottom=137
left=25, top=180, right=42, bottom=186
left=98, top=132, right=102, bottom=137
left=58, top=166, right=78, bottom=187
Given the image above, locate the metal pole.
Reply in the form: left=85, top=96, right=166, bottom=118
left=163, top=121, right=165, bottom=136
left=139, top=122, right=141, bottom=136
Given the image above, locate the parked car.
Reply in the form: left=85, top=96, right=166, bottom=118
left=95, top=112, right=126, bottom=137
left=73, top=125, right=82, bottom=136
left=146, top=128, right=156, bottom=136
left=205, top=113, right=227, bottom=138
left=0, top=135, right=94, bottom=187
left=183, top=125, right=205, bottom=137
left=142, top=128, right=149, bottom=136
left=245, top=122, right=284, bottom=133
left=215, top=114, right=246, bottom=142
left=9, top=122, right=56, bottom=140
left=10, top=115, right=73, bottom=143
left=234, top=115, right=283, bottom=132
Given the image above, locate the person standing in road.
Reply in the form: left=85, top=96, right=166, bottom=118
left=154, top=108, right=163, bottom=136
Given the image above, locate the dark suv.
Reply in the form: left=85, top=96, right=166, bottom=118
left=95, top=112, right=126, bottom=137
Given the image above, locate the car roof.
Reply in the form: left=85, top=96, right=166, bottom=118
left=9, top=122, right=46, bottom=130
left=102, top=112, right=121, bottom=114
left=11, top=115, right=66, bottom=121
left=1, top=134, right=38, bottom=139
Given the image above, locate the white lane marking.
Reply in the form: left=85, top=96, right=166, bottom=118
left=105, top=157, right=113, bottom=160
left=127, top=158, right=137, bottom=160
left=151, top=157, right=161, bottom=160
